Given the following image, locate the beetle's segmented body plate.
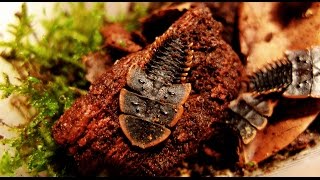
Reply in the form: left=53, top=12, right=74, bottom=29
left=228, top=111, right=257, bottom=144
left=119, top=37, right=192, bottom=149
left=311, top=46, right=320, bottom=97
left=228, top=93, right=273, bottom=144
left=119, top=89, right=184, bottom=127
left=284, top=46, right=320, bottom=98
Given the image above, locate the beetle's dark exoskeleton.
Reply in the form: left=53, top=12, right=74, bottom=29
left=248, top=46, right=320, bottom=98
left=227, top=93, right=274, bottom=144
left=119, top=37, right=193, bottom=149
left=229, top=46, right=320, bottom=144
left=283, top=46, right=320, bottom=98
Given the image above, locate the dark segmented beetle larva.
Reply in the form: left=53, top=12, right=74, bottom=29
left=119, top=36, right=193, bottom=149
left=227, top=93, right=277, bottom=144
left=228, top=46, right=320, bottom=144
left=248, top=46, right=320, bottom=98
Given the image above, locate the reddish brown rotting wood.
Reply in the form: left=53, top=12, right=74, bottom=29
left=52, top=5, right=243, bottom=176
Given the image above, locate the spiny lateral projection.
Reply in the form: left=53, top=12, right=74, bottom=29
left=119, top=37, right=192, bottom=149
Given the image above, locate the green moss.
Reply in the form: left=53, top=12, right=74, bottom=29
left=0, top=2, right=151, bottom=176
left=0, top=72, right=80, bottom=176
left=117, top=39, right=127, bottom=48
left=0, top=2, right=107, bottom=176
left=0, top=151, right=22, bottom=176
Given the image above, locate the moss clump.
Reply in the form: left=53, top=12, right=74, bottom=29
left=0, top=2, right=106, bottom=176
left=0, top=2, right=150, bottom=176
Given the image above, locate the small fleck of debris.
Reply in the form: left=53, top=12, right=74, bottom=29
left=303, top=9, right=313, bottom=18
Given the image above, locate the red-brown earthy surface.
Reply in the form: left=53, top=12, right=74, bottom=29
left=52, top=5, right=243, bottom=176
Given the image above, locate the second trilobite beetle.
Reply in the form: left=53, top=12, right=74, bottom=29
left=229, top=45, right=320, bottom=144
